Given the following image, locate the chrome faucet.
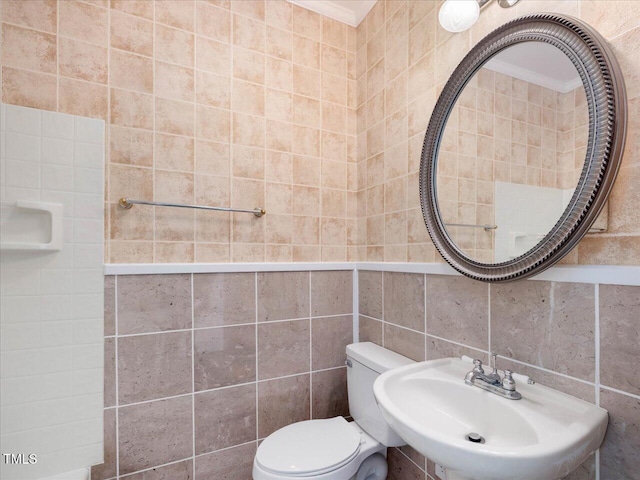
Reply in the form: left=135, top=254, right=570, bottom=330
left=464, top=354, right=522, bottom=400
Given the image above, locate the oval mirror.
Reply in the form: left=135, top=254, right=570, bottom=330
left=420, top=14, right=627, bottom=282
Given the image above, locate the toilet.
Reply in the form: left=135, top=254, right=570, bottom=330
left=253, top=342, right=414, bottom=480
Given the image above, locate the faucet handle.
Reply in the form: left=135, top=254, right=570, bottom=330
left=473, top=358, right=485, bottom=373
left=502, top=369, right=516, bottom=391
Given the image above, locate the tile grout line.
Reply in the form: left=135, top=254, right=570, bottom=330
left=114, top=275, right=120, bottom=479
left=424, top=332, right=489, bottom=355
left=352, top=268, right=359, bottom=343
left=111, top=365, right=346, bottom=412
left=229, top=6, right=235, bottom=263
left=192, top=0, right=198, bottom=263
left=395, top=446, right=427, bottom=475
left=191, top=272, right=196, bottom=478
left=117, top=457, right=191, bottom=480
left=599, top=384, right=640, bottom=401
left=381, top=271, right=385, bottom=346
left=106, top=312, right=352, bottom=339
left=118, top=437, right=261, bottom=479
left=424, top=273, right=427, bottom=359
left=494, top=353, right=597, bottom=387
left=56, top=0, right=60, bottom=113
left=595, top=283, right=601, bottom=406
left=262, top=9, right=267, bottom=263
left=309, top=271, right=313, bottom=419
left=255, top=272, right=259, bottom=443
left=594, top=282, right=600, bottom=480
left=151, top=0, right=157, bottom=263
left=105, top=0, right=112, bottom=263
left=487, top=283, right=491, bottom=360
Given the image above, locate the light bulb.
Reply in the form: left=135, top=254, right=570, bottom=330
left=439, top=0, right=480, bottom=33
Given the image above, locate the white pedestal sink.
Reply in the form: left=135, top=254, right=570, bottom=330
left=373, top=358, right=607, bottom=480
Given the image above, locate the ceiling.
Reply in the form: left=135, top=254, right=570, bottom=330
left=286, top=0, right=378, bottom=27
left=484, top=42, right=582, bottom=93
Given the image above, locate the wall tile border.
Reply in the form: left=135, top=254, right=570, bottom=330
left=105, top=261, right=640, bottom=286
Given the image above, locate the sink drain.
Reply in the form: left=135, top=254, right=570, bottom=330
left=466, top=433, right=485, bottom=444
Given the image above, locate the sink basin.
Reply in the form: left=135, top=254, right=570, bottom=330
left=373, top=358, right=608, bottom=480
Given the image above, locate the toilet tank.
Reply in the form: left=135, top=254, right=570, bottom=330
left=346, top=342, right=414, bottom=447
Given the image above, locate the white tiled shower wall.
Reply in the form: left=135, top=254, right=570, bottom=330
left=0, top=104, right=104, bottom=479
left=495, top=181, right=575, bottom=260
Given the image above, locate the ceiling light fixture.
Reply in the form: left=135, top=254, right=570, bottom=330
left=438, top=0, right=522, bottom=33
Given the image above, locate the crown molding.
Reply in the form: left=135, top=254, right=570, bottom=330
left=287, top=0, right=377, bottom=27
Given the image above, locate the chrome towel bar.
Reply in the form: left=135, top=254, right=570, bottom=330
left=119, top=198, right=266, bottom=217
left=444, top=223, right=497, bottom=231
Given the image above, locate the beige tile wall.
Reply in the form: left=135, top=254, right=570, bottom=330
left=360, top=270, right=640, bottom=479
left=356, top=0, right=640, bottom=265
left=0, top=0, right=358, bottom=263
left=95, top=270, right=353, bottom=479
left=2, top=0, right=639, bottom=265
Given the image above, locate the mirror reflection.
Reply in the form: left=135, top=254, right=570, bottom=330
left=436, top=42, right=589, bottom=263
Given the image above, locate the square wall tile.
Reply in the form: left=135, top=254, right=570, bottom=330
left=312, top=367, right=348, bottom=419
left=398, top=445, right=427, bottom=477
left=383, top=272, right=425, bottom=331
left=124, top=459, right=193, bottom=480
left=497, top=356, right=595, bottom=403
left=117, top=274, right=192, bottom=334
left=258, top=374, right=310, bottom=438
left=258, top=271, right=310, bottom=321
left=118, top=396, right=193, bottom=475
left=358, top=271, right=383, bottom=319
left=383, top=323, right=425, bottom=362
left=312, top=315, right=352, bottom=370
left=426, top=336, right=487, bottom=363
left=426, top=275, right=488, bottom=350
left=104, top=338, right=115, bottom=408
left=42, top=131, right=74, bottom=165
left=600, top=284, right=640, bottom=395
left=118, top=331, right=192, bottom=404
left=194, top=384, right=256, bottom=454
left=193, top=273, right=256, bottom=327
left=563, top=456, right=596, bottom=480
left=194, top=325, right=256, bottom=390
left=195, top=442, right=257, bottom=480
left=600, top=389, right=640, bottom=479
left=387, top=447, right=427, bottom=480
left=74, top=116, right=104, bottom=144
left=310, top=271, right=353, bottom=316
left=104, top=276, right=115, bottom=336
left=42, top=110, right=74, bottom=140
left=491, top=281, right=595, bottom=381
left=258, top=319, right=310, bottom=379
left=4, top=104, right=42, bottom=135
left=358, top=316, right=382, bottom=345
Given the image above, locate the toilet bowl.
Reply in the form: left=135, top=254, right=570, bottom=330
left=253, top=343, right=414, bottom=480
left=253, top=417, right=385, bottom=480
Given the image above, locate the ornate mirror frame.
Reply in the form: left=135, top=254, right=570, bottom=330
left=420, top=14, right=627, bottom=282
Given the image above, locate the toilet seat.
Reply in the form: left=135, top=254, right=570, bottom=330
left=255, top=417, right=362, bottom=477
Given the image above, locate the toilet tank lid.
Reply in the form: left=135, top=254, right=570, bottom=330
left=346, top=342, right=414, bottom=373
